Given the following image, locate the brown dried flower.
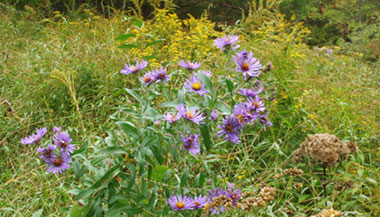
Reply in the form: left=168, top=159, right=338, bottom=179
left=334, top=180, right=355, bottom=191
left=259, top=186, right=276, bottom=202
left=237, top=186, right=276, bottom=212
left=292, top=134, right=358, bottom=167
left=310, top=208, right=342, bottom=217
left=294, top=182, right=304, bottom=189
left=202, top=195, right=233, bottom=214
left=273, top=173, right=284, bottom=179
left=284, top=168, right=304, bottom=176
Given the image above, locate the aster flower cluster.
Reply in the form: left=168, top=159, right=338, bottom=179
left=164, top=104, right=206, bottom=125
left=21, top=126, right=75, bottom=174
left=217, top=86, right=272, bottom=144
left=120, top=60, right=170, bottom=86
left=167, top=194, right=208, bottom=211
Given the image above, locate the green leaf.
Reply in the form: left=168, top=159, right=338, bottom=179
left=32, top=209, right=43, bottom=217
left=177, top=89, right=186, bottom=103
left=101, top=146, right=128, bottom=155
left=150, top=145, right=164, bottom=164
left=199, top=72, right=214, bottom=94
left=117, top=121, right=139, bottom=140
left=72, top=160, right=88, bottom=179
left=200, top=125, right=211, bottom=151
left=122, top=207, right=143, bottom=215
left=105, top=136, right=117, bottom=147
left=115, top=33, right=136, bottom=41
left=180, top=168, right=189, bottom=187
left=143, top=55, right=157, bottom=61
left=70, top=202, right=90, bottom=217
left=225, top=78, right=235, bottom=93
left=118, top=44, right=138, bottom=49
left=151, top=165, right=169, bottom=182
left=105, top=208, right=122, bottom=217
left=76, top=165, right=120, bottom=200
left=198, top=172, right=206, bottom=188
left=124, top=88, right=142, bottom=103
left=145, top=39, right=165, bottom=48
left=132, top=17, right=143, bottom=29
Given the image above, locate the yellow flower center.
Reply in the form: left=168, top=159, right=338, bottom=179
left=237, top=114, right=244, bottom=122
left=170, top=115, right=177, bottom=121
left=185, top=111, right=194, bottom=119
left=242, top=62, right=249, bottom=71
left=192, top=82, right=201, bottom=90
left=34, top=135, right=39, bottom=139
left=175, top=202, right=185, bottom=209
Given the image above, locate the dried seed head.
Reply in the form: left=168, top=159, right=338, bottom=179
left=294, top=182, right=303, bottom=189
left=334, top=180, right=355, bottom=191
left=284, top=168, right=304, bottom=176
left=310, top=208, right=342, bottom=217
left=259, top=187, right=276, bottom=202
left=292, top=134, right=358, bottom=167
left=273, top=173, right=284, bottom=179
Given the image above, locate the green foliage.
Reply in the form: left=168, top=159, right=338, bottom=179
left=280, top=0, right=380, bottom=53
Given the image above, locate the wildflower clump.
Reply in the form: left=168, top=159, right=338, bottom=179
left=292, top=134, right=358, bottom=167
left=22, top=126, right=75, bottom=174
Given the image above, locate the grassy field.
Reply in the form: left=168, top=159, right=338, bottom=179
left=1, top=3, right=379, bottom=217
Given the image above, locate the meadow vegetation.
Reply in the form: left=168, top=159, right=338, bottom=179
left=0, top=1, right=379, bottom=216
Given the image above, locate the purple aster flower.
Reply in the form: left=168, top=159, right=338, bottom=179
left=37, top=144, right=56, bottom=162
left=53, top=126, right=62, bottom=133
left=21, top=127, right=47, bottom=145
left=179, top=60, right=201, bottom=70
left=163, top=113, right=181, bottom=123
left=167, top=195, right=194, bottom=211
left=260, top=113, right=272, bottom=130
left=46, top=153, right=71, bottom=174
left=210, top=110, right=218, bottom=121
left=177, top=104, right=206, bottom=125
left=213, top=35, right=240, bottom=50
left=193, top=195, right=208, bottom=209
left=233, top=50, right=262, bottom=80
left=120, top=60, right=148, bottom=75
left=140, top=71, right=154, bottom=85
left=247, top=95, right=266, bottom=113
left=226, top=182, right=242, bottom=206
left=53, top=132, right=75, bottom=154
left=217, top=116, right=242, bottom=144
left=181, top=132, right=200, bottom=155
left=233, top=102, right=252, bottom=124
left=184, top=74, right=208, bottom=96
left=153, top=67, right=170, bottom=83
left=238, top=86, right=264, bottom=98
